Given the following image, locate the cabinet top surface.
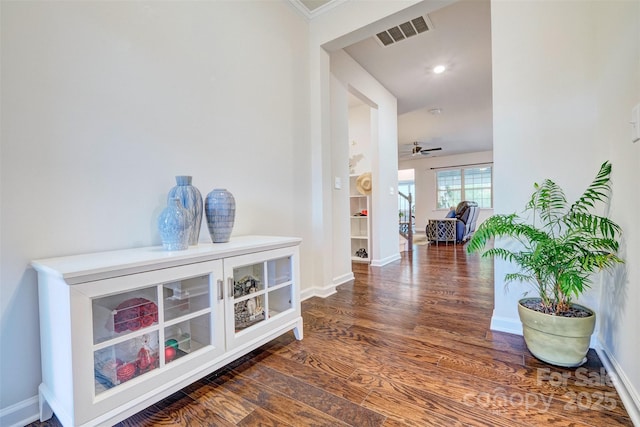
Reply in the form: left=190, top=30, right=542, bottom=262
left=31, top=235, right=301, bottom=284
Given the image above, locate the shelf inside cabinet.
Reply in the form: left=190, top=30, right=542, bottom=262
left=234, top=290, right=266, bottom=303
left=266, top=281, right=292, bottom=292
left=163, top=307, right=211, bottom=327
left=164, top=288, right=208, bottom=301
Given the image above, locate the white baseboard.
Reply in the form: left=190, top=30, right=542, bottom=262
left=0, top=395, right=39, bottom=427
left=489, top=314, right=523, bottom=335
left=370, top=252, right=401, bottom=267
left=300, top=284, right=337, bottom=301
left=595, top=346, right=640, bottom=426
left=300, top=273, right=353, bottom=301
left=332, top=272, right=354, bottom=286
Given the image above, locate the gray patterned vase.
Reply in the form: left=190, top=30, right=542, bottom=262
left=158, top=198, right=191, bottom=251
left=167, top=176, right=203, bottom=245
left=205, top=188, right=235, bottom=243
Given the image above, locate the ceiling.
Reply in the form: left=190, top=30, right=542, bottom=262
left=308, top=0, right=494, bottom=161
left=298, top=0, right=334, bottom=12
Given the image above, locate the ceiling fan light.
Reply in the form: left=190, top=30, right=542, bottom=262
left=410, top=141, right=422, bottom=155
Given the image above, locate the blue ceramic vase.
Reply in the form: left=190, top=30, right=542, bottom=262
left=167, top=176, right=202, bottom=245
left=158, top=198, right=191, bottom=251
left=205, top=189, right=235, bottom=243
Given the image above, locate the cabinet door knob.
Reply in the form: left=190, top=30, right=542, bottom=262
left=228, top=277, right=234, bottom=299
left=217, top=279, right=223, bottom=300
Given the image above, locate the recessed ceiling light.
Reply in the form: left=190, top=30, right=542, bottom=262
left=433, top=65, right=446, bottom=74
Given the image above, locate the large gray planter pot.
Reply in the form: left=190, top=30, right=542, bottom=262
left=518, top=298, right=595, bottom=367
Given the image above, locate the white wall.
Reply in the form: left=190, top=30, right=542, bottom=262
left=0, top=1, right=310, bottom=422
left=491, top=0, right=639, bottom=422
left=399, top=151, right=494, bottom=233
left=308, top=0, right=439, bottom=292
left=330, top=50, right=400, bottom=267
left=491, top=0, right=602, bottom=331
left=330, top=74, right=353, bottom=285
left=593, top=1, right=640, bottom=423
left=348, top=104, right=372, bottom=175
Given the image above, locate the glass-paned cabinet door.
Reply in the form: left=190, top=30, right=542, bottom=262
left=89, top=260, right=221, bottom=396
left=92, top=286, right=158, bottom=345
left=225, top=248, right=298, bottom=343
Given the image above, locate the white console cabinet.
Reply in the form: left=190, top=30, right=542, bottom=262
left=31, top=235, right=302, bottom=427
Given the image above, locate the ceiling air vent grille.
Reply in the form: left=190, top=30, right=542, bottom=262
left=375, top=15, right=433, bottom=47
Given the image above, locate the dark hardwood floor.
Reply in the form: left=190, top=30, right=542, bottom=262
left=30, top=243, right=633, bottom=426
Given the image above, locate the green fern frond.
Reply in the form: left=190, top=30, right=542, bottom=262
left=505, top=272, right=536, bottom=284
left=527, top=179, right=567, bottom=227
left=569, top=161, right=612, bottom=215
left=564, top=212, right=621, bottom=239
left=466, top=160, right=624, bottom=315
left=482, top=247, right=518, bottom=262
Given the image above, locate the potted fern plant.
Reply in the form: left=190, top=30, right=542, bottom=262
left=467, top=161, right=623, bottom=367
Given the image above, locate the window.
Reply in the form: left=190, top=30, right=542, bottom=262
left=436, top=166, right=492, bottom=209
left=398, top=169, right=415, bottom=222
left=398, top=179, right=415, bottom=221
left=463, top=167, right=492, bottom=208
left=398, top=180, right=415, bottom=198
left=436, top=170, right=461, bottom=209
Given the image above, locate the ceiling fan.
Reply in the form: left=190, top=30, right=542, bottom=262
left=409, top=141, right=442, bottom=156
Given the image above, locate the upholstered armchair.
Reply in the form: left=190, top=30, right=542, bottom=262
left=454, top=201, right=480, bottom=242
left=426, top=201, right=480, bottom=243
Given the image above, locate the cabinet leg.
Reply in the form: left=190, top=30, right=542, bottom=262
left=39, top=385, right=53, bottom=422
left=293, top=318, right=303, bottom=340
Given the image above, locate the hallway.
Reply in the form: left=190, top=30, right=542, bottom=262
left=31, top=244, right=632, bottom=426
